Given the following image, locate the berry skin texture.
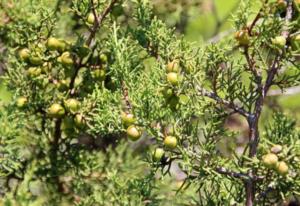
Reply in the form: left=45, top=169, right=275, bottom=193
left=162, top=87, right=174, bottom=99
left=270, top=145, right=283, bottom=154
left=262, top=153, right=278, bottom=168
left=47, top=103, right=66, bottom=118
left=277, top=0, right=287, bottom=10
left=87, top=13, right=96, bottom=25
left=47, top=37, right=66, bottom=52
left=166, top=60, right=180, bottom=73
left=234, top=30, right=250, bottom=46
left=276, top=161, right=289, bottom=176
left=19, top=48, right=30, bottom=61
left=92, top=69, right=106, bottom=81
left=121, top=112, right=136, bottom=126
left=152, top=148, right=164, bottom=162
left=99, top=53, right=108, bottom=64
left=60, top=52, right=74, bottom=67
left=16, top=97, right=27, bottom=108
left=164, top=136, right=177, bottom=149
left=27, top=67, right=42, bottom=77
left=74, top=114, right=86, bottom=128
left=272, top=36, right=286, bottom=48
left=126, top=125, right=141, bottom=141
left=167, top=72, right=179, bottom=86
left=29, top=55, right=43, bottom=66
left=64, top=99, right=80, bottom=113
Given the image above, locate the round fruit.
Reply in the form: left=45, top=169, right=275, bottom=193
left=99, top=53, right=108, bottom=64
left=277, top=0, right=287, bottom=10
left=27, top=67, right=42, bottom=77
left=126, top=125, right=141, bottom=141
left=164, top=136, right=177, bottom=149
left=19, top=48, right=30, bottom=61
left=16, top=97, right=27, bottom=108
left=276, top=161, right=289, bottom=176
left=29, top=55, right=43, bottom=66
left=64, top=98, right=80, bottom=113
left=87, top=13, right=96, bottom=24
left=92, top=69, right=106, bottom=81
left=74, top=114, right=86, bottom=128
left=60, top=52, right=74, bottom=67
left=271, top=144, right=283, bottom=154
left=234, top=30, right=250, bottom=46
left=47, top=103, right=65, bottom=118
left=161, top=87, right=174, bottom=99
left=121, top=112, right=136, bottom=126
left=262, top=153, right=278, bottom=168
left=47, top=37, right=66, bottom=52
left=166, top=60, right=180, bottom=73
left=167, top=72, right=179, bottom=86
left=152, top=148, right=164, bottom=162
left=272, top=36, right=286, bottom=48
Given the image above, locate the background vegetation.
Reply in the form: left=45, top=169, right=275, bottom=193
left=0, top=0, right=299, bottom=205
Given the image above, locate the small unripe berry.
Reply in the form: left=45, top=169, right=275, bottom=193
left=99, top=53, right=108, bottom=64
left=272, top=36, right=286, bottom=48
left=270, top=144, right=283, bottom=154
left=74, top=114, right=86, bottom=128
left=262, top=153, right=278, bottom=168
left=87, top=13, right=96, bottom=25
left=27, top=67, right=42, bottom=77
left=167, top=72, right=179, bottom=86
left=19, top=48, right=30, bottom=61
left=166, top=60, right=180, bottom=73
left=16, top=97, right=27, bottom=108
left=64, top=99, right=80, bottom=113
left=121, top=112, right=136, bottom=126
left=161, top=87, right=174, bottom=99
left=47, top=37, right=66, bottom=52
left=47, top=103, right=65, bottom=118
left=60, top=52, right=74, bottom=67
left=276, top=161, right=289, bottom=176
left=152, top=148, right=164, bottom=162
left=277, top=0, right=287, bottom=11
left=164, top=136, right=177, bottom=149
left=29, top=55, right=43, bottom=66
left=126, top=125, right=141, bottom=141
left=92, top=69, right=106, bottom=81
left=234, top=30, right=250, bottom=46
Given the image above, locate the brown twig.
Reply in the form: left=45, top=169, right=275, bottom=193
left=245, top=2, right=293, bottom=205
left=86, top=0, right=119, bottom=46
left=69, top=0, right=119, bottom=94
left=197, top=86, right=250, bottom=118
left=121, top=81, right=132, bottom=112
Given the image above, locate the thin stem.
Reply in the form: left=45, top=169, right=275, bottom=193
left=197, top=86, right=250, bottom=118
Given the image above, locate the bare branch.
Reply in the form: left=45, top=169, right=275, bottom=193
left=215, top=167, right=250, bottom=180
left=86, top=0, right=119, bottom=46
left=196, top=86, right=250, bottom=118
